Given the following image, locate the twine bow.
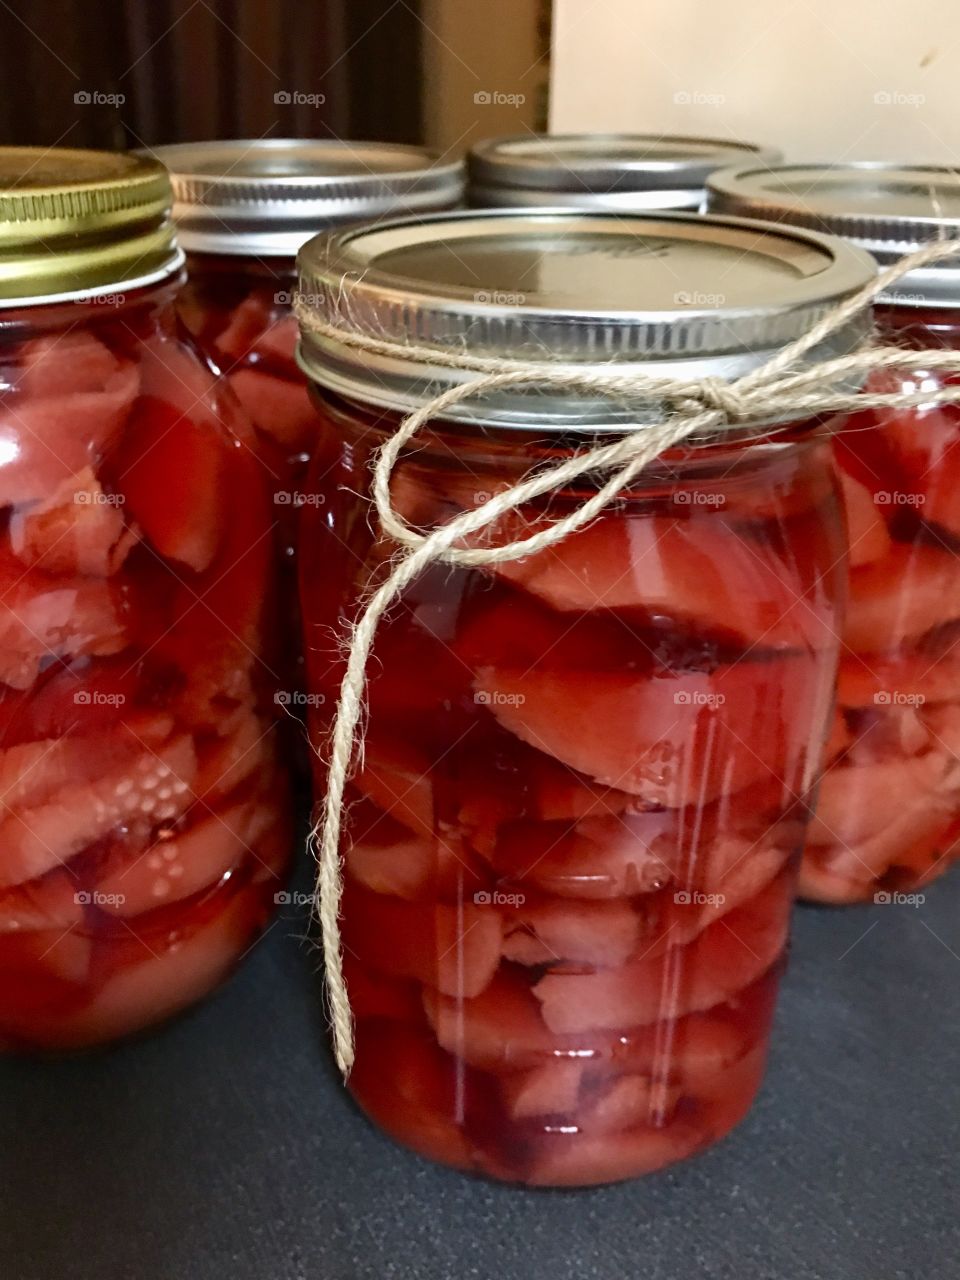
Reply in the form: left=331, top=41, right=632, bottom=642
left=295, top=238, right=960, bottom=1075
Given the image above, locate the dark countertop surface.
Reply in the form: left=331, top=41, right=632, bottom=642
left=2, top=856, right=958, bottom=1280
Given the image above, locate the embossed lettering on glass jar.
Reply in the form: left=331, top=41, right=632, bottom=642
left=0, top=148, right=291, bottom=1052
left=709, top=162, right=960, bottom=903
left=295, top=209, right=875, bottom=1185
left=468, top=134, right=781, bottom=212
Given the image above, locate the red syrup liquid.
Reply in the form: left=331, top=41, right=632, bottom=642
left=802, top=306, right=960, bottom=902
left=300, top=397, right=844, bottom=1185
left=0, top=286, right=291, bottom=1051
left=179, top=254, right=316, bottom=504
left=178, top=254, right=336, bottom=720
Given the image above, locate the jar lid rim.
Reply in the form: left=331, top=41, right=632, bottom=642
left=0, top=146, right=179, bottom=300
left=296, top=207, right=875, bottom=429
left=149, top=139, right=465, bottom=257
left=469, top=133, right=782, bottom=195
left=707, top=161, right=960, bottom=306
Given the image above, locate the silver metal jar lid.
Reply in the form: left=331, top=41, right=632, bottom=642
left=706, top=163, right=960, bottom=308
left=296, top=208, right=875, bottom=430
left=149, top=139, right=465, bottom=257
left=468, top=134, right=782, bottom=212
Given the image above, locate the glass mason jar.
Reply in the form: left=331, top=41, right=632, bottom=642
left=295, top=209, right=875, bottom=1185
left=468, top=134, right=781, bottom=212
left=0, top=148, right=291, bottom=1052
left=709, top=162, right=960, bottom=904
left=152, top=139, right=464, bottom=506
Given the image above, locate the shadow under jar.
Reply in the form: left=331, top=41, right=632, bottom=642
left=709, top=163, right=960, bottom=904
left=295, top=209, right=875, bottom=1185
left=0, top=148, right=291, bottom=1052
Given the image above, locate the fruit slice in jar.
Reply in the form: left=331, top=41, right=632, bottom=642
left=691, top=1039, right=769, bottom=1138
left=920, top=700, right=960, bottom=750
left=229, top=369, right=316, bottom=450
left=797, top=851, right=871, bottom=904
left=138, top=332, right=249, bottom=436
left=843, top=704, right=930, bottom=764
left=869, top=399, right=960, bottom=539
left=106, top=394, right=224, bottom=573
left=8, top=467, right=136, bottom=578
left=344, top=802, right=487, bottom=904
left=353, top=738, right=436, bottom=839
left=474, top=657, right=819, bottom=807
left=193, top=709, right=268, bottom=801
left=142, top=447, right=272, bottom=733
left=341, top=883, right=502, bottom=998
left=525, top=1119, right=706, bottom=1188
left=526, top=752, right=635, bottom=822
left=0, top=733, right=197, bottom=888
left=213, top=292, right=276, bottom=362
left=0, top=334, right=139, bottom=507
left=500, top=1059, right=684, bottom=1132
left=501, top=896, right=641, bottom=967
left=582, top=1071, right=682, bottom=1132
left=500, top=1059, right=589, bottom=1120
left=0, top=866, right=84, bottom=933
left=491, top=512, right=828, bottom=650
left=844, top=546, right=960, bottom=651
left=807, top=794, right=958, bottom=888
left=93, top=801, right=264, bottom=917
left=650, top=837, right=793, bottom=957
left=492, top=810, right=678, bottom=900
left=493, top=809, right=788, bottom=932
left=532, top=872, right=790, bottom=1035
left=423, top=969, right=563, bottom=1070
left=366, top=616, right=476, bottom=744
left=0, top=553, right=128, bottom=690
left=456, top=581, right=640, bottom=675
left=23, top=879, right=266, bottom=1050
left=349, top=1020, right=477, bottom=1171
left=0, top=717, right=171, bottom=810
left=798, top=815, right=958, bottom=901
left=19, top=331, right=126, bottom=398
left=808, top=751, right=956, bottom=852
left=212, top=292, right=303, bottom=379
left=424, top=964, right=758, bottom=1080
left=220, top=302, right=316, bottom=448
left=837, top=647, right=960, bottom=708
left=247, top=310, right=300, bottom=373
left=0, top=658, right=143, bottom=747
left=501, top=841, right=788, bottom=975
left=837, top=468, right=893, bottom=568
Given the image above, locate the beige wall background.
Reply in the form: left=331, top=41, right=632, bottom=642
left=550, top=0, right=960, bottom=163
left=420, top=0, right=549, bottom=154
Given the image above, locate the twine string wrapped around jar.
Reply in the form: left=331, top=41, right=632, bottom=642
left=295, top=237, right=960, bottom=1075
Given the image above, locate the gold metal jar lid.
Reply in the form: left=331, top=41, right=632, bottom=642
left=0, top=147, right=183, bottom=304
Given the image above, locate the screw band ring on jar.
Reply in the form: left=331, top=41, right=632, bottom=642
left=707, top=162, right=960, bottom=903
left=468, top=134, right=782, bottom=211
left=707, top=162, right=960, bottom=307
left=0, top=147, right=182, bottom=303
left=297, top=209, right=876, bottom=430
left=152, top=137, right=467, bottom=563
left=0, top=144, right=292, bottom=1052
left=150, top=138, right=465, bottom=258
left=294, top=210, right=960, bottom=1075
